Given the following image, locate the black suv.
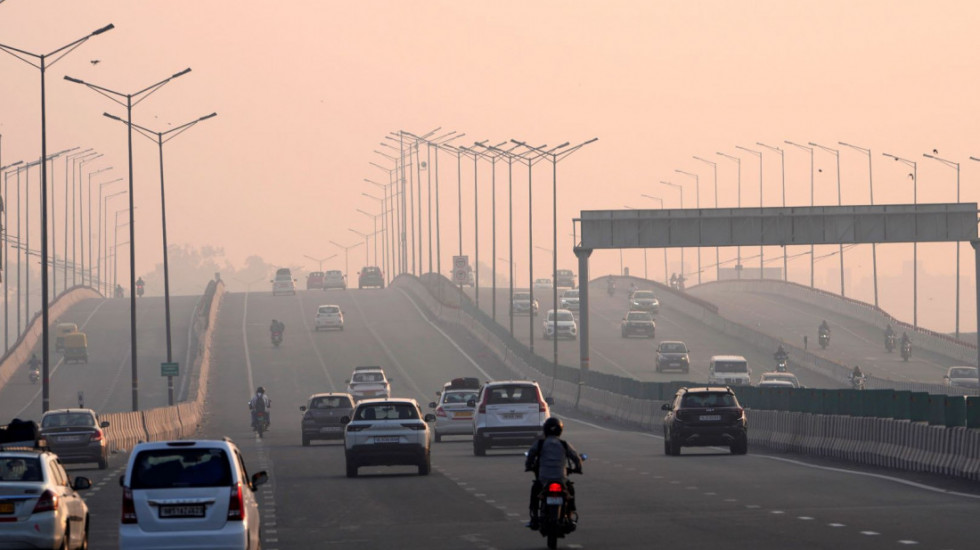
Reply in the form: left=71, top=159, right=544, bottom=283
left=358, top=266, right=384, bottom=289
left=656, top=341, right=690, bottom=373
left=621, top=311, right=656, bottom=338
left=662, top=387, right=747, bottom=456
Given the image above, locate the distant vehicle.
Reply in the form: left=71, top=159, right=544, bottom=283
left=944, top=366, right=979, bottom=389
left=346, top=366, right=391, bottom=401
left=757, top=379, right=797, bottom=389
left=629, top=290, right=660, bottom=313
left=470, top=380, right=553, bottom=456
left=622, top=311, right=656, bottom=339
left=511, top=291, right=539, bottom=316
left=314, top=304, right=344, bottom=331
left=533, top=278, right=552, bottom=290
left=555, top=269, right=576, bottom=288
left=55, top=322, right=78, bottom=353
left=543, top=309, right=577, bottom=340
left=322, top=269, right=347, bottom=290
left=272, top=267, right=297, bottom=296
left=759, top=371, right=801, bottom=388
left=300, top=392, right=355, bottom=446
left=428, top=377, right=481, bottom=442
left=342, top=398, right=436, bottom=477
left=39, top=409, right=109, bottom=469
left=358, top=266, right=384, bottom=289
left=708, top=355, right=751, bottom=386
left=655, top=341, right=690, bottom=373
left=62, top=331, right=88, bottom=364
left=559, top=288, right=580, bottom=311
left=306, top=271, right=325, bottom=289
left=662, top=386, right=748, bottom=455
left=466, top=265, right=475, bottom=287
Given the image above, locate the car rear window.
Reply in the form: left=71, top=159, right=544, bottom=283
left=41, top=413, right=95, bottom=428
left=310, top=396, right=352, bottom=409
left=0, top=457, right=43, bottom=482
left=660, top=342, right=686, bottom=352
left=628, top=312, right=652, bottom=321
left=714, top=361, right=748, bottom=373
left=442, top=391, right=478, bottom=404
left=318, top=306, right=340, bottom=314
left=130, top=448, right=232, bottom=489
left=352, top=372, right=384, bottom=383
left=354, top=403, right=419, bottom=420
left=681, top=392, right=736, bottom=408
left=633, top=291, right=655, bottom=299
left=486, top=385, right=539, bottom=405
left=950, top=367, right=977, bottom=378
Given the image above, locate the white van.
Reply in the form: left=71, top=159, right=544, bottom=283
left=708, top=355, right=752, bottom=386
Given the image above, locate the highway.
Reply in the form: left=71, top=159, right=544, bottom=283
left=63, top=284, right=979, bottom=549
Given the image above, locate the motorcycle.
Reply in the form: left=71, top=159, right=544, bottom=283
left=775, top=357, right=788, bottom=372
left=818, top=330, right=830, bottom=349
left=885, top=333, right=895, bottom=353
left=532, top=454, right=586, bottom=550
left=850, top=375, right=866, bottom=390
left=252, top=410, right=269, bottom=438
left=29, top=367, right=39, bottom=385
left=606, top=282, right=615, bottom=297
left=901, top=340, right=911, bottom=362
left=271, top=330, right=282, bottom=348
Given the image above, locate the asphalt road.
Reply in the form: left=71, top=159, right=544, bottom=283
left=76, top=285, right=980, bottom=549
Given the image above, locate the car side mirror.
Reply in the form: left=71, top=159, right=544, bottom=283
left=340, top=416, right=351, bottom=425
left=466, top=399, right=476, bottom=408
left=428, top=402, right=437, bottom=409
left=100, top=421, right=110, bottom=428
left=299, top=406, right=307, bottom=412
left=545, top=397, right=555, bottom=406
left=72, top=477, right=92, bottom=491
left=661, top=403, right=673, bottom=411
left=251, top=471, right=269, bottom=490
left=423, top=413, right=436, bottom=423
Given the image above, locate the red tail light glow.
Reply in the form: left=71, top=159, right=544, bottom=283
left=32, top=489, right=58, bottom=514
left=478, top=394, right=488, bottom=414
left=227, top=482, right=244, bottom=521
left=90, top=429, right=104, bottom=442
left=121, top=487, right=137, bottom=523
left=547, top=483, right=563, bottom=493
left=435, top=407, right=447, bottom=418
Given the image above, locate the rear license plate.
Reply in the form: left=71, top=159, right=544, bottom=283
left=501, top=412, right=524, bottom=420
left=452, top=411, right=473, bottom=419
left=373, top=436, right=399, bottom=443
left=0, top=502, right=14, bottom=514
left=59, top=435, right=84, bottom=442
left=545, top=496, right=563, bottom=505
left=159, top=505, right=205, bottom=518
left=699, top=415, right=721, bottom=421
left=319, top=427, right=341, bottom=433
left=670, top=363, right=680, bottom=367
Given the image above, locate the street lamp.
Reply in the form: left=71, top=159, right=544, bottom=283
left=93, top=177, right=123, bottom=290
left=840, top=142, right=878, bottom=308
left=349, top=228, right=376, bottom=266
left=660, top=180, right=684, bottom=280
left=65, top=66, right=192, bottom=412
left=303, top=254, right=336, bottom=272
left=675, top=169, right=702, bottom=284
left=736, top=146, right=764, bottom=280
left=883, top=152, right=918, bottom=330
left=756, top=142, right=787, bottom=281
left=809, top=142, right=845, bottom=296
left=100, top=190, right=127, bottom=297
left=785, top=141, right=816, bottom=287
left=693, top=156, right=721, bottom=281
left=329, top=240, right=363, bottom=284
left=356, top=208, right=383, bottom=268
left=641, top=194, right=669, bottom=284
left=61, top=149, right=96, bottom=293
left=717, top=151, right=743, bottom=279
left=0, top=23, right=113, bottom=412
left=924, top=151, right=960, bottom=337
left=2, top=160, right=24, bottom=352
left=73, top=153, right=104, bottom=287
left=85, top=166, right=114, bottom=286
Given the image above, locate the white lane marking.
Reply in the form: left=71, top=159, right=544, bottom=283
left=294, top=293, right=337, bottom=390
left=828, top=523, right=846, bottom=528
left=590, top=347, right=639, bottom=377
left=897, top=540, right=919, bottom=545
left=860, top=531, right=880, bottom=536
left=242, top=290, right=255, bottom=396
left=770, top=510, right=785, bottom=515
left=798, top=516, right=814, bottom=521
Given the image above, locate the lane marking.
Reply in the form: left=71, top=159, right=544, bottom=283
left=294, top=293, right=337, bottom=390
left=242, top=290, right=255, bottom=396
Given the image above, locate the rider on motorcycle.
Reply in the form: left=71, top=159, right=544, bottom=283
left=885, top=324, right=895, bottom=339
left=819, top=320, right=830, bottom=336
left=850, top=365, right=865, bottom=388
left=249, top=386, right=272, bottom=428
left=774, top=344, right=788, bottom=363
left=525, top=417, right=582, bottom=531
left=270, top=319, right=285, bottom=340
left=607, top=278, right=616, bottom=294
left=28, top=353, right=40, bottom=371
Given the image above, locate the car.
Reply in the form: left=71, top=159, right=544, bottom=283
left=654, top=342, right=691, bottom=374
left=342, top=398, right=436, bottom=477
left=622, top=311, right=656, bottom=339
left=944, top=366, right=979, bottom=389
left=271, top=267, right=296, bottom=296
left=358, top=266, right=385, bottom=289
left=38, top=409, right=110, bottom=469
left=555, top=269, right=575, bottom=288
left=306, top=271, right=324, bottom=290
left=708, top=355, right=752, bottom=386
left=322, top=269, right=347, bottom=290
left=300, top=393, right=355, bottom=446
left=470, top=380, right=553, bottom=456
left=119, top=439, right=268, bottom=549
left=346, top=366, right=391, bottom=401
left=532, top=278, right=552, bottom=289
left=559, top=289, right=580, bottom=311
left=428, top=378, right=481, bottom=442
left=54, top=322, right=78, bottom=353
left=629, top=290, right=660, bottom=313
left=314, top=304, right=344, bottom=331
left=662, top=386, right=748, bottom=455
left=0, top=425, right=93, bottom=550
left=757, top=379, right=797, bottom=389
left=511, top=291, right=539, bottom=316
left=759, top=371, right=802, bottom=388
left=542, top=309, right=577, bottom=340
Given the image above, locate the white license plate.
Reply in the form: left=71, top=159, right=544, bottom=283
left=159, top=505, right=205, bottom=518
left=546, top=496, right=564, bottom=505
left=59, top=435, right=84, bottom=442
left=373, top=436, right=399, bottom=443
left=320, top=427, right=342, bottom=433
left=699, top=415, right=721, bottom=421
left=501, top=412, right=524, bottom=420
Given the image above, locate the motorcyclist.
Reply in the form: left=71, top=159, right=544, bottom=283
left=774, top=344, right=788, bottom=363
left=850, top=365, right=865, bottom=389
left=136, top=276, right=145, bottom=297
left=248, top=386, right=272, bottom=428
left=885, top=324, right=895, bottom=338
left=270, top=319, right=285, bottom=339
left=819, top=320, right=830, bottom=336
left=524, top=417, right=582, bottom=530
left=607, top=278, right=616, bottom=294
left=669, top=273, right=677, bottom=289
left=900, top=332, right=912, bottom=357
left=27, top=353, right=40, bottom=372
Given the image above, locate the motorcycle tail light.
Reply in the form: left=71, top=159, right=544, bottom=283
left=547, top=483, right=563, bottom=493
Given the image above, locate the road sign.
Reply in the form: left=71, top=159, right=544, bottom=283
left=453, top=255, right=468, bottom=270
left=453, top=255, right=469, bottom=285
left=161, top=362, right=179, bottom=377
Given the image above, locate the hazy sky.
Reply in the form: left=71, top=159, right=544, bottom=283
left=2, top=1, right=978, bottom=331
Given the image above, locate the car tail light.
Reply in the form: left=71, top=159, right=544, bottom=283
left=537, top=391, right=548, bottom=413
left=478, top=394, right=488, bottom=414
left=121, top=487, right=137, bottom=524
left=227, top=482, right=244, bottom=521
left=346, top=424, right=371, bottom=432
left=547, top=482, right=563, bottom=493
left=32, top=489, right=58, bottom=514
left=90, top=429, right=104, bottom=442
left=435, top=406, right=447, bottom=418
left=401, top=423, right=426, bottom=430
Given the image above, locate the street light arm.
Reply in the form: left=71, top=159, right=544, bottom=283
left=784, top=140, right=813, bottom=153
left=756, top=142, right=783, bottom=154
left=807, top=142, right=838, bottom=156
left=736, top=145, right=763, bottom=157
left=923, top=152, right=959, bottom=169
left=839, top=141, right=870, bottom=155
left=693, top=155, right=716, bottom=167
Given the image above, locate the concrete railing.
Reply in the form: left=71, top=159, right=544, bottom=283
left=397, top=274, right=980, bottom=481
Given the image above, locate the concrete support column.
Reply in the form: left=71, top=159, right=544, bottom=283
left=575, top=246, right=593, bottom=409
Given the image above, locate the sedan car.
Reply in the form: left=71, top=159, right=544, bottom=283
left=542, top=309, right=577, bottom=340
left=322, top=269, right=347, bottom=290
left=944, top=366, right=979, bottom=389
left=346, top=366, right=391, bottom=401
left=300, top=393, right=355, bottom=446
left=0, top=448, right=92, bottom=550
left=532, top=278, right=552, bottom=289
left=428, top=379, right=481, bottom=442
left=759, top=371, right=802, bottom=388
left=662, top=386, right=747, bottom=455
left=655, top=341, right=690, bottom=373
left=342, top=398, right=436, bottom=477
left=629, top=290, right=661, bottom=313
left=306, top=271, right=324, bottom=289
left=38, top=409, right=110, bottom=469
left=314, top=304, right=344, bottom=331
left=559, top=289, right=580, bottom=311
left=621, top=311, right=656, bottom=338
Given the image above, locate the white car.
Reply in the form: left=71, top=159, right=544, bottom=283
left=532, top=278, right=552, bottom=289
left=118, top=439, right=268, bottom=550
left=471, top=380, right=553, bottom=456
left=0, top=445, right=93, bottom=550
left=314, top=304, right=344, bottom=331
left=428, top=377, right=481, bottom=442
left=271, top=267, right=296, bottom=296
left=944, top=366, right=979, bottom=389
left=346, top=366, right=391, bottom=401
left=759, top=371, right=802, bottom=388
left=542, top=309, right=577, bottom=340
left=342, top=398, right=436, bottom=477
left=511, top=291, right=539, bottom=316
left=322, top=270, right=347, bottom=290
left=757, top=379, right=797, bottom=389
left=559, top=289, right=580, bottom=311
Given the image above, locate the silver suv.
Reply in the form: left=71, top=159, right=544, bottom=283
left=342, top=398, right=436, bottom=477
left=470, top=380, right=553, bottom=456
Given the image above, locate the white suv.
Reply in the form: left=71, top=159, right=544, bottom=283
left=314, top=304, right=344, bottom=331
left=346, top=366, right=391, bottom=401
left=271, top=267, right=296, bottom=296
left=543, top=309, right=577, bottom=340
left=119, top=439, right=268, bottom=549
left=559, top=289, right=580, bottom=311
left=470, top=380, right=553, bottom=456
left=342, top=398, right=436, bottom=477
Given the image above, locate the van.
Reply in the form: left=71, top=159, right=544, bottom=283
left=708, top=355, right=751, bottom=386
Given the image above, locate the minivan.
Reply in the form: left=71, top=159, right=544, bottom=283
left=708, top=355, right=751, bottom=386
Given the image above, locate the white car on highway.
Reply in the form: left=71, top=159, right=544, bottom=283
left=559, top=289, right=580, bottom=311
left=346, top=366, right=391, bottom=401
left=944, top=366, right=979, bottom=389
left=271, top=267, right=296, bottom=296
left=342, top=398, right=436, bottom=477
left=471, top=380, right=553, bottom=456
left=428, top=378, right=481, bottom=442
left=533, top=278, right=552, bottom=290
left=543, top=309, right=577, bottom=340
left=314, top=304, right=344, bottom=331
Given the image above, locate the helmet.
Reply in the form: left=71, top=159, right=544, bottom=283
left=257, top=386, right=265, bottom=394
left=543, top=417, right=563, bottom=437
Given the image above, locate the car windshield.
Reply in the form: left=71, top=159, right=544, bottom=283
left=352, top=373, right=384, bottom=383
left=318, top=306, right=340, bottom=314
left=536, top=279, right=550, bottom=285
left=659, top=342, right=687, bottom=353
left=949, top=367, right=977, bottom=378
left=442, top=391, right=478, bottom=404
left=354, top=403, right=419, bottom=420
left=633, top=291, right=655, bottom=299
left=327, top=271, right=342, bottom=277
left=681, top=392, right=736, bottom=408
left=548, top=311, right=574, bottom=322
left=310, top=396, right=352, bottom=409
left=762, top=373, right=795, bottom=382
left=41, top=413, right=95, bottom=428
left=628, top=312, right=652, bottom=321
left=130, top=448, right=232, bottom=489
left=0, top=457, right=42, bottom=482
left=486, top=385, right=539, bottom=404
left=514, top=293, right=530, bottom=300
left=714, top=361, right=748, bottom=373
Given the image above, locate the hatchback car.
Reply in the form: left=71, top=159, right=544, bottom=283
left=119, top=439, right=268, bottom=550
left=346, top=366, right=391, bottom=401
left=306, top=271, right=324, bottom=290
left=271, top=267, right=296, bottom=296
left=759, top=371, right=801, bottom=388
left=662, top=386, right=748, bottom=455
left=559, top=289, right=580, bottom=311
left=300, top=393, right=355, bottom=446
left=314, top=304, right=344, bottom=331
left=0, top=448, right=92, bottom=550
left=470, top=380, right=553, bottom=456
left=629, top=290, right=660, bottom=313
left=342, top=398, right=436, bottom=477
left=944, top=366, right=979, bottom=389
left=622, top=311, right=656, bottom=339
left=322, top=269, right=347, bottom=290
left=655, top=341, right=690, bottom=373
left=39, top=409, right=110, bottom=470
left=543, top=309, right=577, bottom=340
left=358, top=266, right=384, bottom=289
left=511, top=291, right=539, bottom=316
left=428, top=378, right=481, bottom=442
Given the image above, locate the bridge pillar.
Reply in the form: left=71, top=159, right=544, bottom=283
left=575, top=246, right=593, bottom=409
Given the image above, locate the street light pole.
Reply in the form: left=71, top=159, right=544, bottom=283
left=756, top=143, right=787, bottom=281
left=660, top=180, right=684, bottom=280
left=86, top=167, right=114, bottom=285
left=100, top=190, right=126, bottom=296
left=785, top=141, right=815, bottom=287
left=925, top=152, right=960, bottom=337
left=641, top=194, right=668, bottom=283
left=809, top=142, right=844, bottom=296
left=883, top=152, right=918, bottom=330
left=736, top=146, right=764, bottom=280
left=840, top=142, right=878, bottom=308
left=674, top=169, right=701, bottom=284
left=717, top=151, right=743, bottom=279
left=329, top=240, right=363, bottom=286
left=693, top=156, right=721, bottom=281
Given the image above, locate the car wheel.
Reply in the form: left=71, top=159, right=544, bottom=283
left=346, top=460, right=358, bottom=478
left=81, top=517, right=89, bottom=550
left=668, top=437, right=681, bottom=456
left=98, top=454, right=108, bottom=470
left=731, top=434, right=748, bottom=455
left=302, top=435, right=310, bottom=447
left=473, top=438, right=487, bottom=456
left=418, top=454, right=431, bottom=476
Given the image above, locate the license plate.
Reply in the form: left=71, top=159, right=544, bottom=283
left=159, top=505, right=205, bottom=518
left=501, top=412, right=524, bottom=420
left=0, top=502, right=14, bottom=514
left=546, top=496, right=564, bottom=505
left=670, top=363, right=680, bottom=367
left=373, top=436, right=399, bottom=443
left=319, top=427, right=342, bottom=433
left=59, top=435, right=84, bottom=442
left=699, top=415, right=721, bottom=421
left=452, top=411, right=473, bottom=419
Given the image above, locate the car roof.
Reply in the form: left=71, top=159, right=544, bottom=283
left=658, top=340, right=686, bottom=345
left=676, top=386, right=736, bottom=395
left=317, top=304, right=341, bottom=308
left=947, top=366, right=978, bottom=373
left=711, top=355, right=747, bottom=361
left=308, top=392, right=353, bottom=399
left=761, top=371, right=798, bottom=377
left=131, top=439, right=237, bottom=451
left=758, top=380, right=796, bottom=387
left=42, top=408, right=97, bottom=416
left=482, top=379, right=540, bottom=388
left=354, top=397, right=418, bottom=406
left=353, top=365, right=384, bottom=372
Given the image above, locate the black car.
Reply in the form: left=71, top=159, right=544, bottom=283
left=656, top=340, right=690, bottom=373
left=38, top=409, right=110, bottom=469
left=300, top=393, right=355, bottom=446
left=621, top=311, right=656, bottom=338
left=662, top=387, right=747, bottom=456
left=629, top=290, right=661, bottom=313
left=358, top=266, right=385, bottom=289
